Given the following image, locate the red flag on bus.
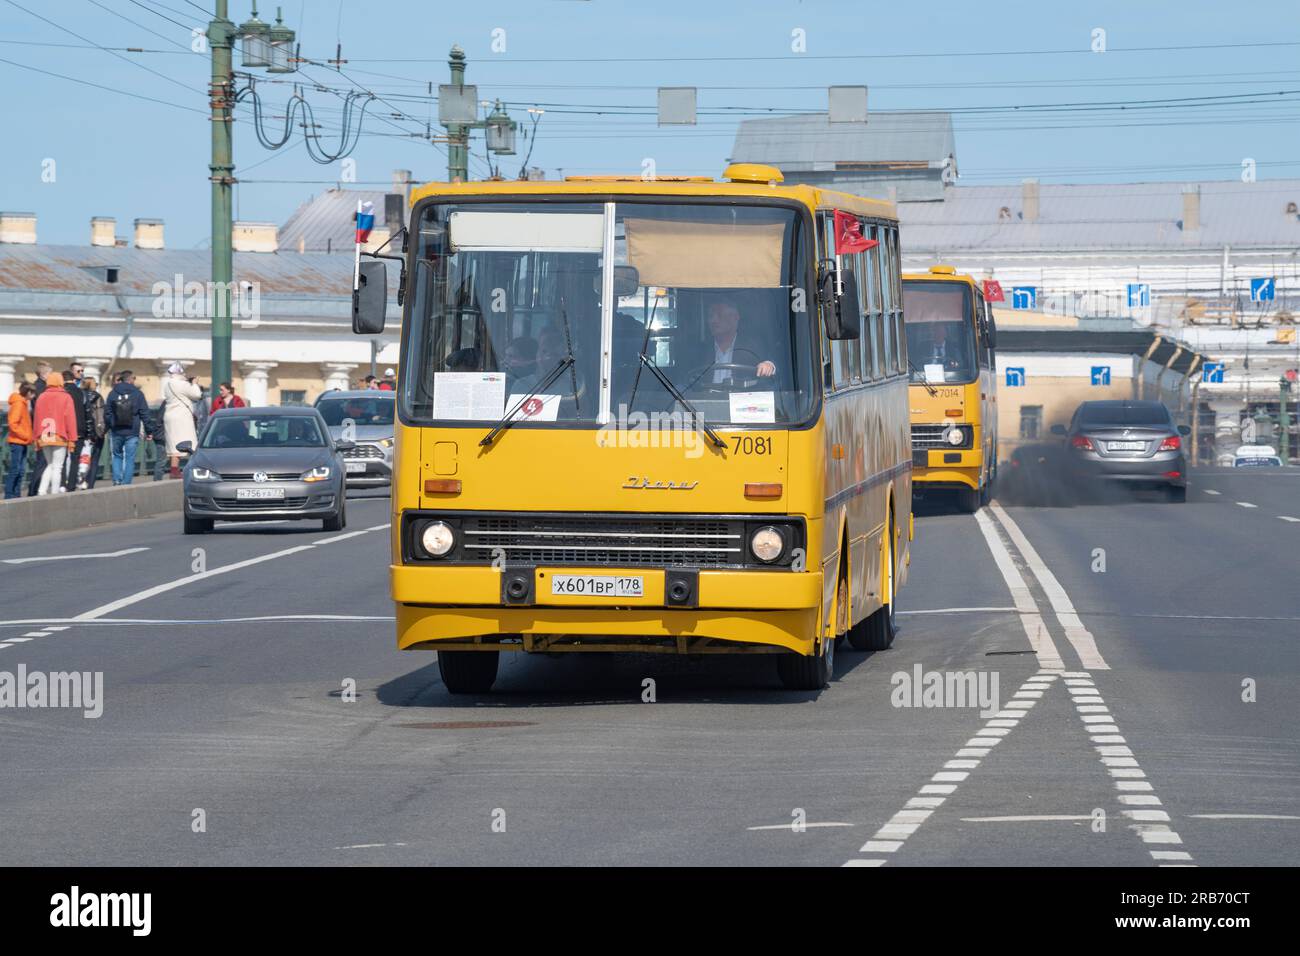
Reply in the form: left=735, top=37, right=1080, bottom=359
left=982, top=279, right=1005, bottom=302
left=833, top=210, right=879, bottom=254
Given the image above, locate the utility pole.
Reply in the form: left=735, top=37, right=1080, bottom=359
left=447, top=46, right=468, bottom=183
left=208, top=1, right=236, bottom=393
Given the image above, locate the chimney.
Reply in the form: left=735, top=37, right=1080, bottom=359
left=0, top=211, right=37, bottom=244
left=1022, top=179, right=1040, bottom=222
left=133, top=217, right=164, bottom=249
left=91, top=217, right=116, bottom=247
left=1182, top=185, right=1200, bottom=232
left=232, top=221, right=278, bottom=253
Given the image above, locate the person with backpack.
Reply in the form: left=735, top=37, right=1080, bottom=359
left=105, top=369, right=150, bottom=485
left=79, top=376, right=107, bottom=488
left=33, top=372, right=77, bottom=495
left=5, top=381, right=34, bottom=499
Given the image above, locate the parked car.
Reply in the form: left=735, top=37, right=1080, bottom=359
left=1052, top=400, right=1189, bottom=502
left=313, top=389, right=394, bottom=487
left=179, top=406, right=351, bottom=534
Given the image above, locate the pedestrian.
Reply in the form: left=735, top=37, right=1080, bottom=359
left=60, top=369, right=88, bottom=492
left=213, top=382, right=246, bottom=410
left=161, top=362, right=201, bottom=478
left=379, top=368, right=396, bottom=390
left=105, top=369, right=150, bottom=486
left=363, top=374, right=378, bottom=390
left=79, top=376, right=107, bottom=488
left=33, top=372, right=77, bottom=495
left=148, top=402, right=167, bottom=481
left=4, top=382, right=34, bottom=499
left=25, top=361, right=52, bottom=496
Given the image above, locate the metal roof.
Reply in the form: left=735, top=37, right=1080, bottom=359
left=899, top=181, right=1300, bottom=252
left=277, top=188, right=388, bottom=254
left=999, top=327, right=1205, bottom=375
left=729, top=111, right=956, bottom=170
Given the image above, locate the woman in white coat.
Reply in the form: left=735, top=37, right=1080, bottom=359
left=161, top=362, right=202, bottom=478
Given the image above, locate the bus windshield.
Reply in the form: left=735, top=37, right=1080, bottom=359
left=402, top=200, right=817, bottom=428
left=903, top=280, right=977, bottom=384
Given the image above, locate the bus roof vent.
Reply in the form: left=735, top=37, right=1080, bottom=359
left=723, top=163, right=784, bottom=185
left=929, top=265, right=957, bottom=275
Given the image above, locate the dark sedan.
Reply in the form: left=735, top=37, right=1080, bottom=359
left=1052, top=400, right=1190, bottom=502
left=179, top=406, right=352, bottom=534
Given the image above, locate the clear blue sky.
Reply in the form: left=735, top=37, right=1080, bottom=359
left=2, top=0, right=1298, bottom=247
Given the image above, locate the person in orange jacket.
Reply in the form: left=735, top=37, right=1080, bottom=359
left=5, top=381, right=34, bottom=499
left=32, top=372, right=78, bottom=495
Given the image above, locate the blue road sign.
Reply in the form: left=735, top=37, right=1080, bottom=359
left=1011, top=287, right=1037, bottom=310
left=1202, top=362, right=1225, bottom=383
left=1005, top=367, right=1026, bottom=387
left=1091, top=366, right=1111, bottom=386
left=1127, top=283, right=1150, bottom=307
left=1251, top=277, right=1275, bottom=302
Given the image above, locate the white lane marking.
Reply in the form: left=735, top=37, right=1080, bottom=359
left=332, top=842, right=408, bottom=850
left=846, top=672, right=1049, bottom=865
left=897, top=606, right=1017, bottom=615
left=0, top=643, right=13, bottom=650
left=43, top=626, right=68, bottom=632
left=0, top=614, right=393, bottom=628
left=961, top=815, right=1092, bottom=823
left=748, top=822, right=854, bottom=831
left=973, top=510, right=1064, bottom=669
left=1235, top=501, right=1257, bottom=508
left=988, top=502, right=1109, bottom=670
left=21, top=631, right=50, bottom=638
left=1203, top=489, right=1221, bottom=495
left=313, top=529, right=375, bottom=545
left=1279, top=516, right=1300, bottom=523
left=2, top=546, right=149, bottom=565
left=366, top=523, right=392, bottom=531
left=7, top=637, right=33, bottom=643
left=842, top=859, right=887, bottom=867
left=1188, top=814, right=1300, bottom=821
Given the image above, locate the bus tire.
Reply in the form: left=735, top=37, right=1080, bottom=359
left=957, top=486, right=981, bottom=513
left=848, top=515, right=897, bottom=651
left=437, top=650, right=499, bottom=694
left=777, top=636, right=833, bottom=690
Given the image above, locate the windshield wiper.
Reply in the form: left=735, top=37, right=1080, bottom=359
left=479, top=355, right=574, bottom=448
left=638, top=354, right=726, bottom=449
left=908, top=361, right=939, bottom=396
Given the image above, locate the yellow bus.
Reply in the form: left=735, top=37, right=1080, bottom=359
left=901, top=267, right=998, bottom=512
left=351, top=163, right=912, bottom=692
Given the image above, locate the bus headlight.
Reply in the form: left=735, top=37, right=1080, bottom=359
left=943, top=425, right=966, bottom=446
left=750, top=526, right=786, bottom=563
left=420, top=521, right=455, bottom=557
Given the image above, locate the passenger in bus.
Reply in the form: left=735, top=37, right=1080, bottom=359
left=698, top=301, right=777, bottom=384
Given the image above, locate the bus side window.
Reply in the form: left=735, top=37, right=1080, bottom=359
left=879, top=229, right=896, bottom=375
left=817, top=213, right=835, bottom=393
left=975, top=289, right=990, bottom=368
left=888, top=229, right=904, bottom=374
left=856, top=239, right=876, bottom=380
left=842, top=230, right=863, bottom=383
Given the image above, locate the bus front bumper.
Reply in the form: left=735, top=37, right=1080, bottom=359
left=392, top=565, right=823, bottom=655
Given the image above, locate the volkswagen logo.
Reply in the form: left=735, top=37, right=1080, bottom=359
left=253, top=471, right=268, bottom=483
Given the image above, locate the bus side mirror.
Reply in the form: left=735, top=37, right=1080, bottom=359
left=820, top=267, right=861, bottom=340
left=353, top=259, right=387, bottom=335
left=1177, top=424, right=1191, bottom=436
left=985, top=312, right=998, bottom=349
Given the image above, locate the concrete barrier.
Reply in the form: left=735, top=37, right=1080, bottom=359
left=0, top=481, right=183, bottom=541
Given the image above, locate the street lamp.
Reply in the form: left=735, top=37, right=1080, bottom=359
left=266, top=7, right=297, bottom=74
left=485, top=99, right=517, bottom=155
left=237, top=2, right=270, bottom=68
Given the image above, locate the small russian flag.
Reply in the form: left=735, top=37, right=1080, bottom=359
left=355, top=200, right=375, bottom=244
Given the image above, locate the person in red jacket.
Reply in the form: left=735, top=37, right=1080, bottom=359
left=213, top=382, right=246, bottom=410
left=33, top=372, right=78, bottom=495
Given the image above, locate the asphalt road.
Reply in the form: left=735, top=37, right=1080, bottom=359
left=0, top=471, right=1296, bottom=867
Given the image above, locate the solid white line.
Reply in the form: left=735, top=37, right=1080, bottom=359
left=1189, top=813, right=1300, bottom=821
left=747, top=822, right=855, bottom=831
left=2, top=546, right=149, bottom=565
left=0, top=614, right=394, bottom=628
left=988, top=502, right=1110, bottom=670
left=960, top=815, right=1092, bottom=823
left=897, top=606, right=1017, bottom=615
left=312, top=529, right=374, bottom=545
left=332, top=842, right=408, bottom=850
left=1236, top=501, right=1257, bottom=508
left=972, top=510, right=1064, bottom=669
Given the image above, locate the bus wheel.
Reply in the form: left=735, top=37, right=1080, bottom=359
left=437, top=650, right=499, bottom=694
left=848, top=515, right=897, bottom=651
left=957, top=486, right=981, bottom=513
left=777, top=572, right=840, bottom=690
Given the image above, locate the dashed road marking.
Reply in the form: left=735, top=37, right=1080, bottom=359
left=961, top=815, right=1092, bottom=823
left=1236, top=501, right=1257, bottom=508
left=1189, top=814, right=1300, bottom=821
left=1279, top=516, right=1300, bottom=523
left=748, top=822, right=854, bottom=831
left=1203, top=489, right=1221, bottom=495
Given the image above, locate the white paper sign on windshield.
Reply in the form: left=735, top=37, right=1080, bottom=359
left=729, top=391, right=776, bottom=424
left=433, top=372, right=506, bottom=420
left=506, top=393, right=561, bottom=422
left=924, top=363, right=946, bottom=384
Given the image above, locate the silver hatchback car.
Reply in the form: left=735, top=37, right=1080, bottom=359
left=180, top=406, right=351, bottom=533
left=1053, top=400, right=1190, bottom=502
left=313, top=389, right=395, bottom=488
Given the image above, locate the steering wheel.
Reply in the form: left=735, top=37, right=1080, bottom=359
left=683, top=347, right=766, bottom=393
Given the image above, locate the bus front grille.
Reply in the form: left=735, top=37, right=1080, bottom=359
left=912, top=424, right=973, bottom=449
left=462, top=515, right=745, bottom=567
